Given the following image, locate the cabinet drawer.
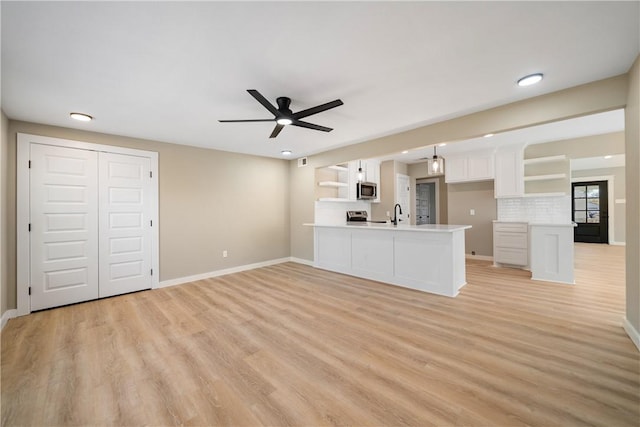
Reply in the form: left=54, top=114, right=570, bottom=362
left=494, top=247, right=528, bottom=266
left=495, top=232, right=528, bottom=249
left=494, top=222, right=528, bottom=233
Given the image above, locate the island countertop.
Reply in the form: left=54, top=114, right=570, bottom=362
left=307, top=222, right=471, bottom=297
left=304, top=223, right=471, bottom=232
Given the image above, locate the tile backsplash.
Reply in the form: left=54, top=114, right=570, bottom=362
left=497, top=196, right=571, bottom=223
left=315, top=200, right=370, bottom=224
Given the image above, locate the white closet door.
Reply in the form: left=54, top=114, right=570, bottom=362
left=29, top=144, right=99, bottom=310
left=98, top=152, right=153, bottom=298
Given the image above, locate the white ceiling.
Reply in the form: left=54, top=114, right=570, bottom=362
left=2, top=2, right=639, bottom=159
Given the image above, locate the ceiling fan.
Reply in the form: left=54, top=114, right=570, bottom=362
left=219, top=89, right=344, bottom=138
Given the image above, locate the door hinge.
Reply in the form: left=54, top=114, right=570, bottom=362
left=28, top=223, right=31, bottom=232
left=150, top=220, right=153, bottom=227
left=28, top=287, right=31, bottom=295
left=150, top=171, right=153, bottom=178
left=150, top=269, right=153, bottom=276
left=28, top=160, right=31, bottom=169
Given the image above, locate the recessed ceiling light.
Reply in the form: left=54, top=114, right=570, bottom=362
left=281, top=150, right=292, bottom=156
left=401, top=150, right=409, bottom=154
left=438, top=143, right=447, bottom=147
left=483, top=133, right=494, bottom=138
left=604, top=155, right=613, bottom=159
left=276, top=118, right=292, bottom=125
left=70, top=112, right=93, bottom=122
left=517, top=73, right=543, bottom=87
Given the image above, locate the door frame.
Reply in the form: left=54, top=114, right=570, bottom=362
left=17, top=133, right=159, bottom=316
left=570, top=174, right=615, bottom=245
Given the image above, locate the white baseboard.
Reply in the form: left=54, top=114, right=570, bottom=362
left=1, top=309, right=17, bottom=330
left=289, top=257, right=314, bottom=266
left=623, top=317, right=640, bottom=352
left=610, top=241, right=626, bottom=246
left=465, top=253, right=493, bottom=262
left=157, top=257, right=306, bottom=289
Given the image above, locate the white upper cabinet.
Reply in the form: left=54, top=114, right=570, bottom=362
left=494, top=146, right=524, bottom=198
left=445, top=150, right=494, bottom=183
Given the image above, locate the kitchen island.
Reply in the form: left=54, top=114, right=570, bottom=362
left=306, top=223, right=472, bottom=297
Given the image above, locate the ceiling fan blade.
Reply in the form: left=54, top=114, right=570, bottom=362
left=218, top=119, right=274, bottom=122
left=270, top=124, right=285, bottom=138
left=247, top=89, right=280, bottom=116
left=292, top=120, right=333, bottom=132
left=292, top=99, right=343, bottom=119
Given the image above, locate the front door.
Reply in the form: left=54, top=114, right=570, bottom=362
left=572, top=181, right=608, bottom=243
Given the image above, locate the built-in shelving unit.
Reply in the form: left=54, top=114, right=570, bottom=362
left=315, top=163, right=351, bottom=201
left=523, top=152, right=569, bottom=196
left=318, top=181, right=348, bottom=187
left=524, top=173, right=567, bottom=182
left=523, top=155, right=567, bottom=165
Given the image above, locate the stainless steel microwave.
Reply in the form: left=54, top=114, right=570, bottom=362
left=357, top=182, right=377, bottom=200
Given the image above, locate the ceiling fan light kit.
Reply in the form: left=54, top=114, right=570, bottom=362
left=219, top=89, right=343, bottom=138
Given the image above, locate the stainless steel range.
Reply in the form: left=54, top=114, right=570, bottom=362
left=346, top=210, right=368, bottom=222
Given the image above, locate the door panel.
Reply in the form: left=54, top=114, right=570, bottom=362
left=396, top=174, right=410, bottom=223
left=416, top=182, right=436, bottom=225
left=30, top=144, right=99, bottom=310
left=572, top=181, right=608, bottom=243
left=99, top=152, right=152, bottom=297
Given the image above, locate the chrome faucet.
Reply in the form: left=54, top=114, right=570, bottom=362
left=392, top=203, right=403, bottom=226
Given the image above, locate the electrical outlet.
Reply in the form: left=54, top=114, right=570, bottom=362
left=223, top=250, right=228, bottom=258
left=470, top=209, right=475, bottom=216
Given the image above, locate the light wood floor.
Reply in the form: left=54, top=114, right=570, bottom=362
left=2, top=243, right=638, bottom=426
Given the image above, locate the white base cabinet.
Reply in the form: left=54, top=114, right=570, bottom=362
left=493, top=221, right=528, bottom=267
left=530, top=224, right=575, bottom=284
left=311, top=223, right=471, bottom=297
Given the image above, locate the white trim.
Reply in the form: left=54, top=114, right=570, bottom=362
left=465, top=253, right=493, bottom=262
left=623, top=318, right=640, bottom=352
left=1, top=309, right=17, bottom=330
left=570, top=174, right=615, bottom=245
left=610, top=241, right=626, bottom=246
left=615, top=198, right=626, bottom=204
left=158, top=257, right=292, bottom=288
left=17, top=133, right=159, bottom=316
left=289, top=257, right=314, bottom=266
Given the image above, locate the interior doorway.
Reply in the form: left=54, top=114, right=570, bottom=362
left=572, top=180, right=609, bottom=244
left=416, top=181, right=437, bottom=225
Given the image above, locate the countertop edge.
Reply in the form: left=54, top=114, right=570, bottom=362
left=303, top=223, right=472, bottom=232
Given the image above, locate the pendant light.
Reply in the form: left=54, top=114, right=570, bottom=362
left=428, top=145, right=444, bottom=175
left=357, top=160, right=364, bottom=182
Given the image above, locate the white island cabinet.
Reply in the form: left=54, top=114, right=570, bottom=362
left=306, top=223, right=472, bottom=297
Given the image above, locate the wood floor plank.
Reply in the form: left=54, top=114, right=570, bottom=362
left=2, top=243, right=638, bottom=426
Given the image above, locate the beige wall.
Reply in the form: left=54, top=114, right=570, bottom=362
left=407, top=162, right=448, bottom=225
left=2, top=121, right=291, bottom=314
left=625, top=55, right=640, bottom=341
left=572, top=166, right=626, bottom=244
left=289, top=74, right=628, bottom=262
left=447, top=181, right=496, bottom=257
left=1, top=110, right=8, bottom=315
